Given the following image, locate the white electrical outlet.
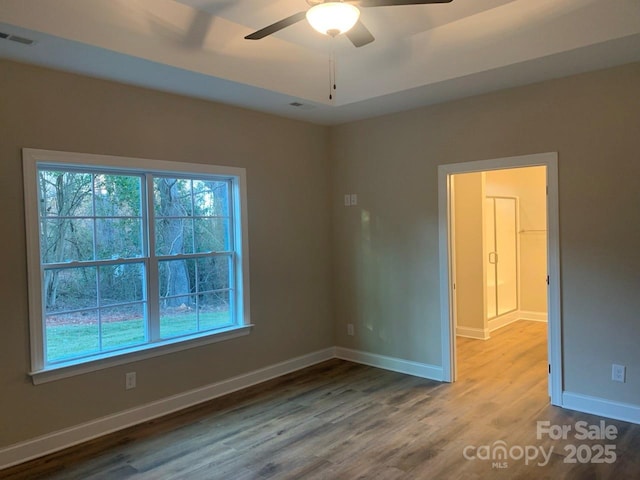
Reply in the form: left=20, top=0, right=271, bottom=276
left=612, top=364, right=626, bottom=383
left=350, top=194, right=358, bottom=206
left=344, top=194, right=351, bottom=207
left=125, top=372, right=137, bottom=390
left=347, top=323, right=354, bottom=336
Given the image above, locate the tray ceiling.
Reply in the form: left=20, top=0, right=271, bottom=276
left=1, top=0, right=639, bottom=124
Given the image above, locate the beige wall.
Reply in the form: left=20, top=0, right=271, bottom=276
left=0, top=60, right=333, bottom=447
left=453, top=173, right=485, bottom=332
left=3, top=58, right=640, bottom=451
left=485, top=167, right=548, bottom=314
left=331, top=62, right=640, bottom=405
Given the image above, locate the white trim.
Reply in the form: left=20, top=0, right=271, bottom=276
left=335, top=347, right=444, bottom=381
left=438, top=170, right=455, bottom=382
left=545, top=157, right=562, bottom=404
left=21, top=148, right=251, bottom=380
left=236, top=165, right=251, bottom=330
left=22, top=148, right=248, bottom=178
left=456, top=326, right=490, bottom=340
left=438, top=152, right=563, bottom=405
left=519, top=310, right=548, bottom=322
left=458, top=313, right=548, bottom=338
left=488, top=311, right=520, bottom=332
left=22, top=149, right=44, bottom=370
left=31, top=325, right=253, bottom=385
left=0, top=348, right=335, bottom=470
left=562, top=392, right=640, bottom=425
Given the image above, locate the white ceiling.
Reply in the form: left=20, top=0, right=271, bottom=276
left=1, top=0, right=639, bottom=125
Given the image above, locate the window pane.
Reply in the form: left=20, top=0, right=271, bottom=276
left=99, top=263, right=145, bottom=306
left=194, top=218, right=230, bottom=252
left=159, top=259, right=195, bottom=301
left=155, top=218, right=194, bottom=256
left=96, top=218, right=143, bottom=260
left=160, top=295, right=197, bottom=338
left=39, top=170, right=93, bottom=217
left=46, top=311, right=99, bottom=362
left=94, top=174, right=142, bottom=217
left=44, top=267, right=97, bottom=314
left=31, top=158, right=244, bottom=368
left=197, top=256, right=230, bottom=292
left=199, top=290, right=233, bottom=330
left=101, top=304, right=146, bottom=349
left=193, top=180, right=229, bottom=217
left=41, top=219, right=94, bottom=263
left=154, top=177, right=192, bottom=217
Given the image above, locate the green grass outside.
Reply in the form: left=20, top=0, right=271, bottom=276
left=46, top=311, right=231, bottom=362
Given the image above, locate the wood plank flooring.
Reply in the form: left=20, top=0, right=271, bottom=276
left=3, top=320, right=640, bottom=479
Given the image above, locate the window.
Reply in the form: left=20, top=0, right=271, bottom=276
left=23, top=149, right=250, bottom=382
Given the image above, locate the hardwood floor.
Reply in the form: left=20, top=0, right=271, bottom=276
left=3, top=320, right=640, bottom=479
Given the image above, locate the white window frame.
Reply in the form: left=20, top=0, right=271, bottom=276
left=23, top=148, right=252, bottom=384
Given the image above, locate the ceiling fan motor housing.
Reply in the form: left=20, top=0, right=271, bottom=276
left=306, top=2, right=361, bottom=36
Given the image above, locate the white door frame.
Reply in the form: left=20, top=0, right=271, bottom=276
left=437, top=152, right=562, bottom=406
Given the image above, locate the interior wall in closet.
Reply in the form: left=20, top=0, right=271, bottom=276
left=452, top=172, right=485, bottom=337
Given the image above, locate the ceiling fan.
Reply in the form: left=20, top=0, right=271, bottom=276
left=245, top=0, right=454, bottom=48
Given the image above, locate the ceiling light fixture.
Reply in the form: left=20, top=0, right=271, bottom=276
left=306, top=2, right=360, bottom=37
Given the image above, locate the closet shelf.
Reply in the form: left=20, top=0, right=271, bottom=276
left=518, top=229, right=547, bottom=234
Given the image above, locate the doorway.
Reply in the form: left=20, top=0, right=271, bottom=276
left=437, top=152, right=562, bottom=406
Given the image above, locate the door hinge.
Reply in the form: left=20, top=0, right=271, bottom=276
left=546, top=275, right=550, bottom=285
left=548, top=364, right=551, bottom=374
left=546, top=185, right=549, bottom=195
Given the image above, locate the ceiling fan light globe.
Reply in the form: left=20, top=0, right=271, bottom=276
left=306, top=2, right=360, bottom=36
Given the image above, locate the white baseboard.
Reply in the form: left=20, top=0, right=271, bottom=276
left=455, top=326, right=490, bottom=340
left=335, top=347, right=444, bottom=381
left=457, top=310, right=547, bottom=338
left=9, top=346, right=637, bottom=471
left=488, top=311, right=520, bottom=332
left=0, top=347, right=336, bottom=470
left=519, top=310, right=548, bottom=322
left=562, top=391, right=640, bottom=425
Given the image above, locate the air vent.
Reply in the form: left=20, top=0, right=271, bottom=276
left=0, top=32, right=36, bottom=46
left=9, top=35, right=35, bottom=45
left=288, top=101, right=316, bottom=110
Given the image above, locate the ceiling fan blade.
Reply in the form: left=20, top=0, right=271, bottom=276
left=346, top=21, right=375, bottom=48
left=359, top=0, right=453, bottom=7
left=244, top=12, right=307, bottom=40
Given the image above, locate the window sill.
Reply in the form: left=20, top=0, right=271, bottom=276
left=29, top=324, right=254, bottom=385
